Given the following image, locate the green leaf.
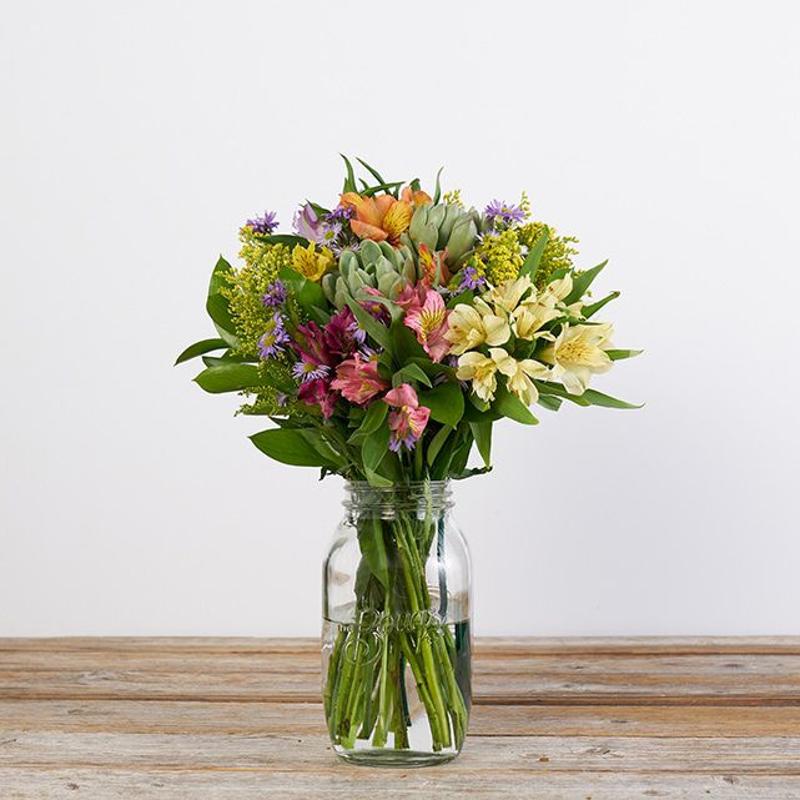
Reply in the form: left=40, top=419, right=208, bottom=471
left=194, top=364, right=262, bottom=394
left=582, top=290, right=620, bottom=319
left=426, top=424, right=453, bottom=467
left=362, top=422, right=391, bottom=475
left=360, top=181, right=404, bottom=198
left=299, top=429, right=348, bottom=469
left=606, top=348, right=644, bottom=361
left=580, top=388, right=643, bottom=409
left=340, top=154, right=357, bottom=193
left=356, top=157, right=387, bottom=186
left=175, top=338, right=227, bottom=365
left=250, top=428, right=338, bottom=467
left=534, top=380, right=591, bottom=406
left=446, top=288, right=474, bottom=309
left=346, top=299, right=392, bottom=353
left=206, top=257, right=237, bottom=347
left=258, top=234, right=308, bottom=248
left=350, top=401, right=388, bottom=443
left=418, top=381, right=464, bottom=428
left=357, top=517, right=389, bottom=587
left=519, top=229, right=549, bottom=280
left=565, top=260, right=608, bottom=305
left=433, top=166, right=444, bottom=204
left=493, top=382, right=539, bottom=425
left=390, top=320, right=426, bottom=365
left=453, top=465, right=492, bottom=480
left=469, top=421, right=492, bottom=467
left=537, top=394, right=563, bottom=412
left=392, top=362, right=432, bottom=388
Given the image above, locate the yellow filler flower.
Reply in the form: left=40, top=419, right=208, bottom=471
left=539, top=322, right=614, bottom=395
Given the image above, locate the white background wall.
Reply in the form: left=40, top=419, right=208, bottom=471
left=2, top=0, right=798, bottom=637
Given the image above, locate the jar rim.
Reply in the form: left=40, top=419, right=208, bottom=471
left=343, top=480, right=453, bottom=512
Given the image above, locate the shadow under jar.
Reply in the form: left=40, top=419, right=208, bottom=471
left=322, top=481, right=472, bottom=767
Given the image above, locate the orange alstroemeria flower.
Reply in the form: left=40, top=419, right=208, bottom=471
left=339, top=186, right=431, bottom=246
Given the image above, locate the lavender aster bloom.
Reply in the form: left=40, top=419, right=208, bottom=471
left=291, top=360, right=331, bottom=384
left=326, top=205, right=354, bottom=223
left=261, top=279, right=287, bottom=308
left=484, top=199, right=526, bottom=226
left=257, top=313, right=291, bottom=359
left=457, top=266, right=486, bottom=292
left=246, top=210, right=279, bottom=235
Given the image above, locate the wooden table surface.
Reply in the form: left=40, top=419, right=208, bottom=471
left=1, top=637, right=799, bottom=798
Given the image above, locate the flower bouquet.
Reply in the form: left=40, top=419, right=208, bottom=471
left=177, top=157, right=640, bottom=765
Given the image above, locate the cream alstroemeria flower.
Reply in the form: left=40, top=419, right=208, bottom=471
left=456, top=351, right=499, bottom=402
left=541, top=274, right=573, bottom=304
left=446, top=298, right=510, bottom=356
left=539, top=322, right=614, bottom=395
left=484, top=275, right=533, bottom=315
left=490, top=348, right=550, bottom=406
left=512, top=293, right=560, bottom=340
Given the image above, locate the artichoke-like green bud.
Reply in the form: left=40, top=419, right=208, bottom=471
left=405, top=203, right=479, bottom=267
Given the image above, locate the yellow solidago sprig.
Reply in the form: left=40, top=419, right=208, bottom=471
left=221, top=240, right=293, bottom=359
left=469, top=228, right=524, bottom=285
left=517, top=221, right=579, bottom=289
left=291, top=242, right=335, bottom=282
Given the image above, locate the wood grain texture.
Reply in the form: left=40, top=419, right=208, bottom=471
left=1, top=637, right=799, bottom=799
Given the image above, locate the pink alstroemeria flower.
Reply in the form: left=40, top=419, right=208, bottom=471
left=403, top=288, right=450, bottom=362
left=297, top=377, right=337, bottom=419
left=384, top=383, right=431, bottom=452
left=331, top=354, right=389, bottom=405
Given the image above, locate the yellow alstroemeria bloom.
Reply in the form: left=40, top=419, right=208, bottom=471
left=489, top=348, right=550, bottom=406
left=539, top=322, right=614, bottom=395
left=291, top=242, right=335, bottom=282
left=456, top=351, right=499, bottom=402
left=484, top=275, right=533, bottom=315
left=445, top=298, right=510, bottom=356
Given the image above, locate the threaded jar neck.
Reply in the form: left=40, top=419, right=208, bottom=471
left=343, top=480, right=453, bottom=517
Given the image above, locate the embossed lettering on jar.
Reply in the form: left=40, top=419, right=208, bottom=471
left=322, top=481, right=472, bottom=766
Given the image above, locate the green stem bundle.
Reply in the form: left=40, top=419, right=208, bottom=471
left=325, top=510, right=469, bottom=753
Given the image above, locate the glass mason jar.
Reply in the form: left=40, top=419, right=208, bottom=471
left=322, top=481, right=472, bottom=767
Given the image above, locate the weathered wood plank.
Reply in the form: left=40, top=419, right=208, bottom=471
left=4, top=700, right=800, bottom=738
left=3, top=651, right=798, bottom=679
left=1, top=731, right=800, bottom=773
left=3, top=665, right=800, bottom=704
left=0, top=769, right=798, bottom=800
left=3, top=636, right=800, bottom=655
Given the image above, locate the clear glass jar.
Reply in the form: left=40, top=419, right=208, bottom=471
left=322, top=481, right=472, bottom=767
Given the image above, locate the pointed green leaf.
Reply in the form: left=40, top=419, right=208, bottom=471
left=350, top=401, right=389, bottom=443
left=493, top=382, right=539, bottom=425
left=537, top=394, right=563, bottom=412
left=356, top=157, right=387, bottom=186
left=194, top=364, right=262, bottom=394
left=469, top=421, right=492, bottom=467
left=606, top=348, right=644, bottom=361
left=418, top=381, right=464, bottom=428
left=581, top=388, right=643, bottom=409
left=250, top=428, right=337, bottom=467
left=565, top=260, right=608, bottom=305
left=362, top=422, right=391, bottom=475
left=175, top=338, right=227, bottom=365
left=519, top=229, right=549, bottom=280
left=426, top=424, right=454, bottom=466
left=340, top=154, right=357, bottom=193
left=392, top=362, right=432, bottom=388
left=582, top=290, right=620, bottom=319
left=433, top=166, right=444, bottom=204
left=346, top=299, right=392, bottom=353
left=357, top=516, right=390, bottom=587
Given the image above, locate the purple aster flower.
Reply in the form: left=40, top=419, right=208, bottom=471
left=457, top=266, right=486, bottom=292
left=246, top=210, right=279, bottom=235
left=292, top=360, right=331, bottom=384
left=326, top=205, right=354, bottom=223
left=275, top=392, right=289, bottom=407
left=484, top=199, right=525, bottom=227
left=261, top=279, right=287, bottom=308
left=257, top=313, right=291, bottom=359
